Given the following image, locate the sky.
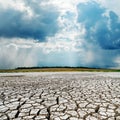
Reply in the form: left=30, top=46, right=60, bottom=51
left=0, top=0, right=120, bottom=69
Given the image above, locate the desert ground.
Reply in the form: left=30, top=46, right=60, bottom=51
left=0, top=72, right=120, bottom=120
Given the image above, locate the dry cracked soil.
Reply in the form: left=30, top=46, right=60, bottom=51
left=0, top=72, right=120, bottom=120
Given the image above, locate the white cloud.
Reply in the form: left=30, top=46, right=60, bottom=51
left=97, top=0, right=120, bottom=16
left=44, top=0, right=86, bottom=54
left=41, top=0, right=88, bottom=13
left=0, top=38, right=82, bottom=68
left=115, top=56, right=120, bottom=68
left=0, top=38, right=38, bottom=69
left=0, top=0, right=34, bottom=18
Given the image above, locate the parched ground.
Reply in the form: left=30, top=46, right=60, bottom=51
left=0, top=72, right=120, bottom=120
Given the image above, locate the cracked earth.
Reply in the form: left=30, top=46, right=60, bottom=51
left=0, top=72, right=120, bottom=120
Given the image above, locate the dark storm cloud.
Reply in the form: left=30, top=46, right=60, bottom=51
left=77, top=2, right=120, bottom=49
left=0, top=1, right=59, bottom=41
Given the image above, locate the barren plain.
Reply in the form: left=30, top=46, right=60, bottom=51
left=0, top=72, right=120, bottom=120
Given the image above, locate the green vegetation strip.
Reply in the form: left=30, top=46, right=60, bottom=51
left=0, top=68, right=120, bottom=73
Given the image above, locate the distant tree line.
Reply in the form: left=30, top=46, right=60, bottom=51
left=15, top=66, right=98, bottom=69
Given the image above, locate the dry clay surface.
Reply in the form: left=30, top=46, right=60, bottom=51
left=0, top=72, right=120, bottom=120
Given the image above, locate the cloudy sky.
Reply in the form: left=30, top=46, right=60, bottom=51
left=0, top=0, right=120, bottom=69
